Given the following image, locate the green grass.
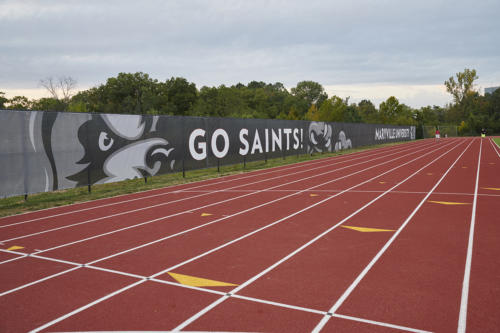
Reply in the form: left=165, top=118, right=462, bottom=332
left=493, top=137, right=500, bottom=146
left=0, top=142, right=408, bottom=218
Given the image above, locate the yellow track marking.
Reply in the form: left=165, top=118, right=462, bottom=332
left=341, top=226, right=394, bottom=232
left=482, top=187, right=500, bottom=191
left=426, top=173, right=433, bottom=175
left=200, top=213, right=213, bottom=217
left=379, top=181, right=387, bottom=184
left=428, top=200, right=470, bottom=205
left=309, top=194, right=319, bottom=197
left=168, top=272, right=237, bottom=287
left=7, top=246, right=24, bottom=251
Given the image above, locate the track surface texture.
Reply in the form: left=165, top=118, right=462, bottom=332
left=1, top=137, right=498, bottom=333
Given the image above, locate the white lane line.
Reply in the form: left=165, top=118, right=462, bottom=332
left=312, top=138, right=475, bottom=332
left=171, top=140, right=468, bottom=331
left=489, top=138, right=500, bottom=158
left=0, top=255, right=29, bottom=265
left=0, top=248, right=27, bottom=257
left=458, top=138, right=482, bottom=333
left=167, top=189, right=500, bottom=197
left=2, top=139, right=414, bottom=225
left=4, top=140, right=431, bottom=253
left=24, top=141, right=456, bottom=332
left=0, top=249, right=28, bottom=264
left=2, top=140, right=422, bottom=241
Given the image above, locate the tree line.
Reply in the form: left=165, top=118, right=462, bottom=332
left=1, top=69, right=499, bottom=137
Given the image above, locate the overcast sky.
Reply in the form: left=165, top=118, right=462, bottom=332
left=1, top=0, right=499, bottom=108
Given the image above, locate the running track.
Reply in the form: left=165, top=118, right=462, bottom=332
left=0, top=137, right=499, bottom=333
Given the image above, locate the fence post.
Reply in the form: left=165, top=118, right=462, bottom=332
left=182, top=118, right=186, bottom=178
left=87, top=166, right=91, bottom=193
left=85, top=113, right=92, bottom=193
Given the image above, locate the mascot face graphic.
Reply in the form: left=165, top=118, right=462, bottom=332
left=308, top=121, right=352, bottom=154
left=308, top=122, right=333, bottom=153
left=66, top=114, right=175, bottom=186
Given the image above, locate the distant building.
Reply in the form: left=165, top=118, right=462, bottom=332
left=485, top=86, right=500, bottom=94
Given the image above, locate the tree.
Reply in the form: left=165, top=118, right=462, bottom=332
left=247, top=81, right=267, bottom=89
left=72, top=72, right=166, bottom=114
left=317, top=96, right=346, bottom=122
left=344, top=103, right=362, bottom=123
left=31, top=97, right=66, bottom=111
left=162, top=77, right=198, bottom=116
left=291, top=81, right=328, bottom=108
left=418, top=105, right=439, bottom=125
left=0, top=92, right=8, bottom=109
left=304, top=104, right=320, bottom=121
left=40, top=76, right=77, bottom=104
left=357, top=100, right=378, bottom=123
left=444, top=68, right=478, bottom=105
left=6, top=96, right=31, bottom=110
left=105, top=72, right=161, bottom=114
left=379, top=96, right=404, bottom=124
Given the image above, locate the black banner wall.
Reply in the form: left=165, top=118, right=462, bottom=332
left=0, top=110, right=416, bottom=198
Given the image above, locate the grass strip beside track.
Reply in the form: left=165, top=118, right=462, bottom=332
left=0, top=142, right=408, bottom=218
left=492, top=137, right=500, bottom=146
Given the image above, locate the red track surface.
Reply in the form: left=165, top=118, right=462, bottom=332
left=0, top=137, right=498, bottom=333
